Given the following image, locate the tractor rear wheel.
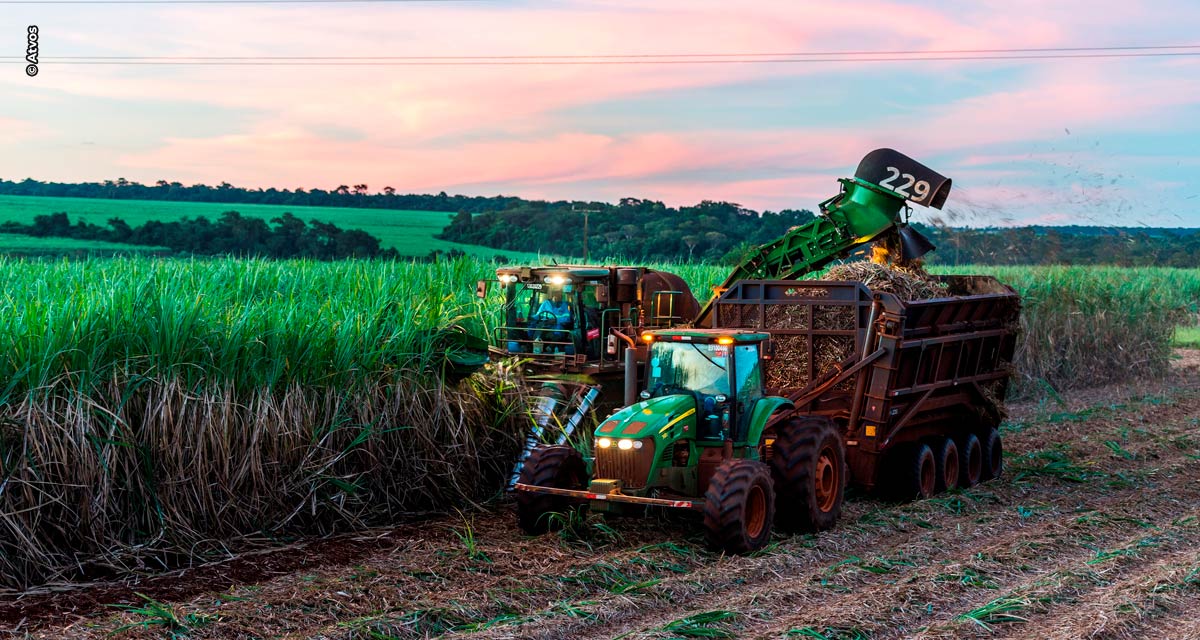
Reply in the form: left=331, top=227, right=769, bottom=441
left=933, top=437, right=960, bottom=493
left=894, top=443, right=937, bottom=501
left=770, top=417, right=846, bottom=533
left=703, top=459, right=775, bottom=553
left=516, top=445, right=587, bottom=534
left=958, top=432, right=983, bottom=488
left=981, top=428, right=1004, bottom=481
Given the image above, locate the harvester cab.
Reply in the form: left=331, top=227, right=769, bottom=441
left=478, top=265, right=699, bottom=377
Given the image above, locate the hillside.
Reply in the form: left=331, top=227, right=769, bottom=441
left=0, top=195, right=537, bottom=260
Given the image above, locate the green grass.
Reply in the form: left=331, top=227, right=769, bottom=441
left=1175, top=325, right=1200, bottom=348
left=0, top=232, right=165, bottom=253
left=0, top=194, right=540, bottom=259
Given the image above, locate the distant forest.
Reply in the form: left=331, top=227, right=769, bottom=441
left=2, top=178, right=1198, bottom=266
left=0, top=177, right=522, bottom=212
left=1, top=211, right=401, bottom=260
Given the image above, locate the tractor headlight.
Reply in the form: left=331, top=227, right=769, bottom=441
left=597, top=437, right=612, bottom=449
left=633, top=440, right=644, bottom=449
left=546, top=275, right=566, bottom=285
left=617, top=439, right=634, bottom=450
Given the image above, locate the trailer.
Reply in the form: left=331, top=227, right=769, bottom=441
left=713, top=275, right=1020, bottom=495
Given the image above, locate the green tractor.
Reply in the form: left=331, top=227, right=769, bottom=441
left=514, top=328, right=845, bottom=553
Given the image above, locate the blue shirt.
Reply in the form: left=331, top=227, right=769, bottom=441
left=536, top=298, right=571, bottom=326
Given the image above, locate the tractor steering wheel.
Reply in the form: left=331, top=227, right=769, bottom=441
left=531, top=310, right=559, bottom=327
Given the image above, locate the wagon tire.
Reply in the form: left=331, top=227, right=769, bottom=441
left=981, top=428, right=1004, bottom=481
left=933, top=437, right=960, bottom=493
left=703, top=459, right=775, bottom=554
left=894, top=443, right=937, bottom=501
left=958, top=432, right=983, bottom=488
left=515, top=445, right=586, bottom=534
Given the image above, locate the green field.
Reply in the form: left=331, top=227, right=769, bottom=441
left=2, top=255, right=1199, bottom=590
left=0, top=233, right=167, bottom=254
left=0, top=195, right=540, bottom=259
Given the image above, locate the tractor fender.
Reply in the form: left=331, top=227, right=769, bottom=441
left=745, top=396, right=794, bottom=446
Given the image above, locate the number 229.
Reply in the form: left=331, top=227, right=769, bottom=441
left=879, top=166, right=930, bottom=202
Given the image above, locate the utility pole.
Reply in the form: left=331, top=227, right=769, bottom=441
left=573, top=205, right=600, bottom=262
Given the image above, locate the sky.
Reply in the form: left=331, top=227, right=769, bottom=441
left=2, top=0, right=1199, bottom=227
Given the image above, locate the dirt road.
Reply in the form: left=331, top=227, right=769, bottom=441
left=6, top=356, right=1200, bottom=639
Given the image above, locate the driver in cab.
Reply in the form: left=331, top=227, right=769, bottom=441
left=535, top=290, right=572, bottom=330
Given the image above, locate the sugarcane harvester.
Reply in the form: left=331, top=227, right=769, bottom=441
left=514, top=150, right=1021, bottom=552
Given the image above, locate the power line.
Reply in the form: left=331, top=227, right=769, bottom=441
left=1, top=0, right=475, bottom=3
left=9, top=44, right=1200, bottom=61
left=6, top=51, right=1200, bottom=65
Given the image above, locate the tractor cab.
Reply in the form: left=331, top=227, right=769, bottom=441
left=638, top=329, right=769, bottom=443
left=579, top=329, right=788, bottom=506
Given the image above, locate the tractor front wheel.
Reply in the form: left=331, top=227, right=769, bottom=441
left=770, top=417, right=846, bottom=533
left=703, top=459, right=775, bottom=554
left=516, top=445, right=587, bottom=534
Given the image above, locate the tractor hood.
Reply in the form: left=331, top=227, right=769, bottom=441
left=595, top=394, right=697, bottom=441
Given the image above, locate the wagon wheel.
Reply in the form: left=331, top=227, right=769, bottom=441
left=933, top=437, right=960, bottom=493
left=981, top=428, right=1004, bottom=480
left=893, top=442, right=937, bottom=501
left=958, top=432, right=983, bottom=488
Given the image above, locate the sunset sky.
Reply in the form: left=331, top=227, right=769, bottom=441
left=2, top=0, right=1198, bottom=226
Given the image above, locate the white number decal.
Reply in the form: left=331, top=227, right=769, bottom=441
left=879, top=166, right=901, bottom=189
left=879, top=166, right=930, bottom=202
left=911, top=180, right=931, bottom=202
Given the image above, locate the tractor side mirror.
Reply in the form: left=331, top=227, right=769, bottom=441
left=475, top=280, right=488, bottom=298
left=595, top=285, right=610, bottom=304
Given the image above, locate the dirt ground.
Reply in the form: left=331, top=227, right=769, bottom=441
left=4, top=352, right=1200, bottom=639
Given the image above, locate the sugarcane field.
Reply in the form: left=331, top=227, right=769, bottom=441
left=3, top=3, right=1200, bottom=639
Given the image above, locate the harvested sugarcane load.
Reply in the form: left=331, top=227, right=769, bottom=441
left=823, top=259, right=949, bottom=300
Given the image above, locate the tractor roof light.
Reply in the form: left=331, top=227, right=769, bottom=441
left=641, top=333, right=655, bottom=343
left=716, top=336, right=735, bottom=345
left=545, top=274, right=567, bottom=285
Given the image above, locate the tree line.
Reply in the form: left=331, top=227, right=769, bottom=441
left=0, top=177, right=522, bottom=213
left=1, top=211, right=403, bottom=260
left=439, top=198, right=817, bottom=263
left=919, top=225, right=1200, bottom=267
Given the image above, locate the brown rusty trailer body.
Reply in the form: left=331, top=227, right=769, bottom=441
left=713, top=275, right=1020, bottom=491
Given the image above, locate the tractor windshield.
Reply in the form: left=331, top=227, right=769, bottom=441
left=646, top=342, right=731, bottom=396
